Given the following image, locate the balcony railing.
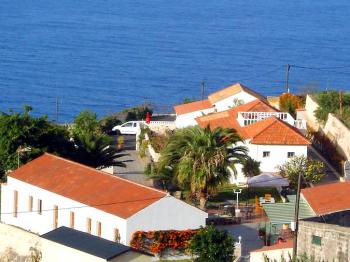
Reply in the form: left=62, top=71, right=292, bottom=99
left=237, top=111, right=306, bottom=129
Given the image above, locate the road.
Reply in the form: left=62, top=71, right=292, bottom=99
left=112, top=135, right=153, bottom=187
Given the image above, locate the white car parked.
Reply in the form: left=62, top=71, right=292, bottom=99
left=112, top=121, right=143, bottom=135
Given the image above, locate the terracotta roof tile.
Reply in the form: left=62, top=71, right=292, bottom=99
left=302, top=182, right=350, bottom=216
left=251, top=239, right=293, bottom=253
left=8, top=153, right=166, bottom=219
left=242, top=117, right=311, bottom=145
left=208, top=83, right=266, bottom=104
left=174, top=100, right=213, bottom=115
left=196, top=99, right=279, bottom=138
left=196, top=100, right=310, bottom=145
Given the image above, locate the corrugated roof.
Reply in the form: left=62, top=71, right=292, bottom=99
left=41, top=227, right=133, bottom=260
left=208, top=83, right=266, bottom=104
left=302, top=182, right=350, bottom=216
left=174, top=100, right=213, bottom=115
left=8, top=153, right=166, bottom=219
left=263, top=195, right=315, bottom=225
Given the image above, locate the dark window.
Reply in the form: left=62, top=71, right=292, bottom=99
left=312, top=235, right=322, bottom=246
left=263, top=151, right=270, bottom=158
left=287, top=152, right=295, bottom=158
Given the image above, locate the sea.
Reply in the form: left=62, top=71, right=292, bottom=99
left=1, top=0, right=350, bottom=122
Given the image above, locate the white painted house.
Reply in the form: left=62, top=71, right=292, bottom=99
left=1, top=153, right=207, bottom=245
left=174, top=83, right=267, bottom=128
left=196, top=99, right=310, bottom=184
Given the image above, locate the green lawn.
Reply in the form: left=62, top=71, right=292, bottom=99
left=208, top=185, right=282, bottom=204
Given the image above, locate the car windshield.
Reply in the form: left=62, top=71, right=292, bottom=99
left=122, top=122, right=133, bottom=127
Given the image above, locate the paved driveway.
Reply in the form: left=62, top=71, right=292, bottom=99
left=217, top=222, right=264, bottom=260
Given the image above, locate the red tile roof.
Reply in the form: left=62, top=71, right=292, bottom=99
left=208, top=83, right=266, bottom=104
left=8, top=153, right=166, bottom=219
left=302, top=182, right=350, bottom=216
left=251, top=239, right=293, bottom=253
left=196, top=100, right=310, bottom=145
left=242, top=117, right=311, bottom=145
left=174, top=100, right=213, bottom=115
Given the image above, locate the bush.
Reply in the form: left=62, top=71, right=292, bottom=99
left=279, top=93, right=300, bottom=118
left=189, top=225, right=235, bottom=262
left=242, top=158, right=261, bottom=177
left=314, top=90, right=350, bottom=128
left=130, top=229, right=198, bottom=255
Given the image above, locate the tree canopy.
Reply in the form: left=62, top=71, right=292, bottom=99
left=189, top=225, right=235, bottom=262
left=156, top=126, right=248, bottom=209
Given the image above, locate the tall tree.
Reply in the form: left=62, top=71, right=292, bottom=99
left=158, top=126, right=248, bottom=209
left=0, top=106, right=73, bottom=178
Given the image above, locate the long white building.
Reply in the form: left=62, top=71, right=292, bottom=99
left=1, top=153, right=207, bottom=245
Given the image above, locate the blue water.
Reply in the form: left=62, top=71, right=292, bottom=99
left=1, top=0, right=350, bottom=122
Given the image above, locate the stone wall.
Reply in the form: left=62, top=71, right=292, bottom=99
left=298, top=220, right=350, bottom=261
left=305, top=95, right=350, bottom=161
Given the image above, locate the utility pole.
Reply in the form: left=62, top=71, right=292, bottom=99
left=339, top=90, right=343, bottom=117
left=285, top=64, right=291, bottom=93
left=55, top=97, right=59, bottom=123
left=292, top=171, right=303, bottom=260
left=201, top=80, right=205, bottom=100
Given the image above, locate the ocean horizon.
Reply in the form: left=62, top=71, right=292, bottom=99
left=1, top=0, right=350, bottom=122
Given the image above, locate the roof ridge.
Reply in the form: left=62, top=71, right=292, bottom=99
left=42, top=153, right=166, bottom=195
left=271, top=117, right=310, bottom=143
left=247, top=117, right=278, bottom=139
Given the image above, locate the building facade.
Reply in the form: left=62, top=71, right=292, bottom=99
left=1, top=154, right=207, bottom=245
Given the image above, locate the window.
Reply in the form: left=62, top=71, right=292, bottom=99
left=312, top=235, right=322, bottom=246
left=53, top=205, right=58, bottom=229
left=133, top=123, right=137, bottom=127
left=122, top=122, right=132, bottom=127
left=97, top=221, right=101, bottom=237
left=263, top=151, right=270, bottom=158
left=13, top=190, right=18, bottom=218
left=114, top=228, right=120, bottom=242
left=28, top=196, right=33, bottom=212
left=38, top=199, right=42, bottom=215
left=287, top=152, right=295, bottom=158
left=87, top=218, right=92, bottom=233
left=70, top=212, right=75, bottom=229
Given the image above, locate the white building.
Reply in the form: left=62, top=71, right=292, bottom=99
left=1, top=153, right=207, bottom=245
left=174, top=83, right=267, bottom=128
left=196, top=99, right=310, bottom=184
left=250, top=239, right=293, bottom=262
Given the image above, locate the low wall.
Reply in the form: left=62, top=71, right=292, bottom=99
left=305, top=95, right=350, bottom=161
left=0, top=223, right=106, bottom=262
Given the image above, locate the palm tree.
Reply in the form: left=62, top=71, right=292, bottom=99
left=158, top=126, right=248, bottom=209
left=73, top=133, right=127, bottom=169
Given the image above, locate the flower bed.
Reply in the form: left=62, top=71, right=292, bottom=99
left=130, top=229, right=198, bottom=255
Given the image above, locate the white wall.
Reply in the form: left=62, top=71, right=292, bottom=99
left=126, top=196, right=207, bottom=244
left=1, top=177, right=128, bottom=244
left=213, top=92, right=257, bottom=112
left=246, top=143, right=308, bottom=172
left=175, top=108, right=215, bottom=128
left=250, top=248, right=293, bottom=262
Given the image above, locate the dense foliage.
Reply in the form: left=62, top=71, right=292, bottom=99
left=278, top=155, right=325, bottom=188
left=156, top=126, right=248, bottom=209
left=242, top=158, right=261, bottom=177
left=130, top=229, right=198, bottom=255
left=0, top=106, right=74, bottom=179
left=189, top=226, right=235, bottom=262
left=314, top=90, right=350, bottom=128
left=279, top=93, right=300, bottom=118
left=70, top=110, right=127, bottom=168
left=0, top=107, right=126, bottom=179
